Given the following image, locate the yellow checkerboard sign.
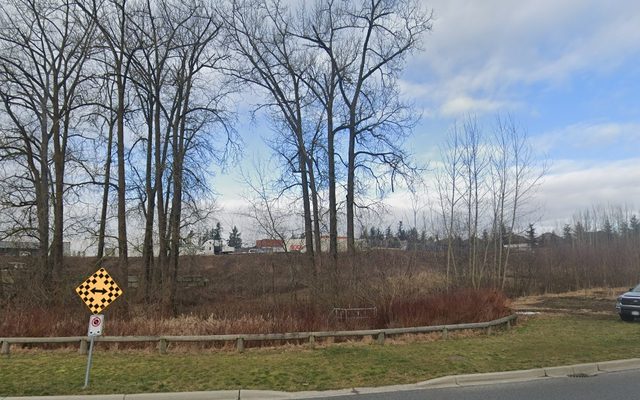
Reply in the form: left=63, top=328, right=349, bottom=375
left=75, top=267, right=123, bottom=314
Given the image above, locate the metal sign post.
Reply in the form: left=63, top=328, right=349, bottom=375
left=83, top=336, right=95, bottom=389
left=75, top=267, right=122, bottom=389
left=83, top=314, right=104, bottom=389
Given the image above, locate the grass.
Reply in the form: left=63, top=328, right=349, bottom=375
left=2, top=313, right=640, bottom=396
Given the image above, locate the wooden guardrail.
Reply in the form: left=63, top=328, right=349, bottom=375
left=0, top=314, right=517, bottom=356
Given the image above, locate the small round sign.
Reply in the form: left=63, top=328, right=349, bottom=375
left=87, top=314, right=104, bottom=337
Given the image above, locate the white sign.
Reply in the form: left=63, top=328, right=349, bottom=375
left=87, top=314, right=104, bottom=336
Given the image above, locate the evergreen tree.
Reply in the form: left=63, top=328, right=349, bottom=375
left=228, top=226, right=242, bottom=249
left=397, top=221, right=407, bottom=241
left=213, top=222, right=222, bottom=241
left=407, top=227, right=419, bottom=250
left=525, top=223, right=536, bottom=248
left=385, top=225, right=393, bottom=240
left=630, top=215, right=640, bottom=236
left=620, top=220, right=630, bottom=237
left=562, top=224, right=572, bottom=241
left=368, top=227, right=377, bottom=246
left=375, top=228, right=384, bottom=246
left=574, top=221, right=585, bottom=242
left=360, top=227, right=369, bottom=243
left=603, top=218, right=614, bottom=240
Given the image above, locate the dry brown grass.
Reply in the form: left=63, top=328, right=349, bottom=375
left=0, top=251, right=510, bottom=340
left=512, top=286, right=625, bottom=315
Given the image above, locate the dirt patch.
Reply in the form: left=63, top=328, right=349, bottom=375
left=513, top=287, right=626, bottom=314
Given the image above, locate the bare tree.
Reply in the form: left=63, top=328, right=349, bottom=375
left=302, top=0, right=432, bottom=253
left=490, top=116, right=546, bottom=290
left=226, top=0, right=318, bottom=267
left=76, top=0, right=136, bottom=306
left=126, top=0, right=190, bottom=300
left=91, top=63, right=118, bottom=261
left=0, top=0, right=95, bottom=281
left=435, top=125, right=463, bottom=288
left=459, top=117, right=488, bottom=288
left=162, top=0, right=235, bottom=314
left=239, top=158, right=290, bottom=252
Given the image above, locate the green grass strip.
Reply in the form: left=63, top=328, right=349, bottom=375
left=1, top=314, right=639, bottom=396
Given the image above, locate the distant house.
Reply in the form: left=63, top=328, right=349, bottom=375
left=503, top=234, right=532, bottom=251
left=287, top=238, right=306, bottom=252
left=503, top=242, right=531, bottom=251
left=538, top=232, right=561, bottom=246
left=255, top=239, right=286, bottom=253
left=197, top=239, right=235, bottom=255
left=199, top=239, right=217, bottom=255
left=286, top=236, right=349, bottom=253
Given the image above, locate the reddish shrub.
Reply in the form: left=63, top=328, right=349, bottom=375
left=377, top=289, right=511, bottom=328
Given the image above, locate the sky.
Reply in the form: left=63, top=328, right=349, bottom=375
left=213, top=0, right=640, bottom=239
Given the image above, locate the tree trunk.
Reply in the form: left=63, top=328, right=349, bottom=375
left=327, top=104, right=338, bottom=277
left=293, top=82, right=314, bottom=261
left=142, top=102, right=156, bottom=302
left=346, top=124, right=356, bottom=253
left=38, top=101, right=51, bottom=281
left=116, top=71, right=129, bottom=312
left=97, top=121, right=114, bottom=261
left=306, top=156, right=322, bottom=275
left=51, top=110, right=66, bottom=279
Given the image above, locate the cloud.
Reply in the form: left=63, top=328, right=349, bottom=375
left=404, top=1, right=640, bottom=117
left=534, top=121, right=640, bottom=153
left=440, top=95, right=508, bottom=117
left=535, top=158, right=640, bottom=227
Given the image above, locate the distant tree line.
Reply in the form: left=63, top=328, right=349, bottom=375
left=360, top=222, right=430, bottom=251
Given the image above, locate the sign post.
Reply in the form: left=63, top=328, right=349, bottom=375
left=75, top=268, right=123, bottom=389
left=83, top=314, right=104, bottom=389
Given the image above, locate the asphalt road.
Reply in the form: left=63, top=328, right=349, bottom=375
left=299, top=370, right=640, bottom=400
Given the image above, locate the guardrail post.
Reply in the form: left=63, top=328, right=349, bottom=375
left=159, top=339, right=167, bottom=355
left=79, top=339, right=88, bottom=355
left=506, top=319, right=511, bottom=330
left=308, top=335, right=315, bottom=347
left=236, top=337, right=245, bottom=353
left=486, top=326, right=493, bottom=336
left=376, top=332, right=385, bottom=345
left=1, top=340, right=10, bottom=356
left=442, top=327, right=448, bottom=340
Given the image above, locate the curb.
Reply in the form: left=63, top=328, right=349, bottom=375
left=3, top=358, right=640, bottom=400
left=414, top=358, right=640, bottom=390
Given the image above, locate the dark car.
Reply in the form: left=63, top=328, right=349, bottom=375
left=616, top=285, right=640, bottom=321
